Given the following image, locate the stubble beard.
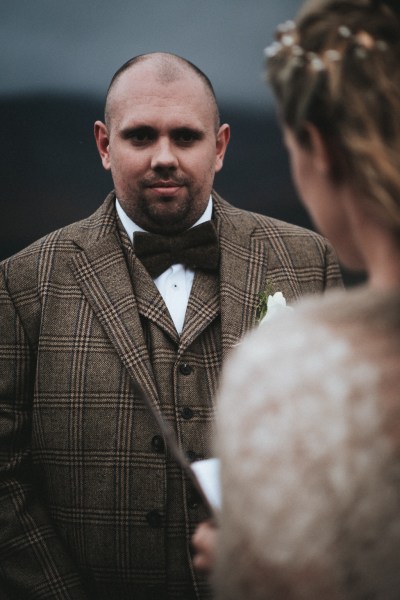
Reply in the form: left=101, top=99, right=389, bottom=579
left=121, top=183, right=209, bottom=234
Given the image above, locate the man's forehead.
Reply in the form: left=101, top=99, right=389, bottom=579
left=114, top=102, right=212, bottom=134
left=108, top=70, right=215, bottom=127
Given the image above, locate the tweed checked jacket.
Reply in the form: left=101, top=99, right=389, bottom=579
left=0, top=191, right=342, bottom=600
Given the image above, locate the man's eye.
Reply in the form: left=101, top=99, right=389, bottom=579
left=174, top=130, right=200, bottom=144
left=127, top=129, right=155, bottom=143
left=178, top=133, right=194, bottom=142
left=133, top=132, right=148, bottom=141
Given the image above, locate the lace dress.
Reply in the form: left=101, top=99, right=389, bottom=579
left=215, top=286, right=400, bottom=600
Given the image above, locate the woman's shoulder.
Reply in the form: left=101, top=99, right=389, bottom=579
left=220, top=286, right=400, bottom=412
left=295, top=285, right=400, bottom=329
left=290, top=287, right=400, bottom=363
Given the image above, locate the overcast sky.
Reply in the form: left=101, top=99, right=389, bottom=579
left=1, top=0, right=301, bottom=109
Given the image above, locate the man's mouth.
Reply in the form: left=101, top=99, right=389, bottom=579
left=147, top=181, right=184, bottom=195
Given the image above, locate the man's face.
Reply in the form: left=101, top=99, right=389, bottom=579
left=95, top=63, right=230, bottom=233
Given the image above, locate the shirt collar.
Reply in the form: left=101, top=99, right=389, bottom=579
left=115, top=196, right=213, bottom=244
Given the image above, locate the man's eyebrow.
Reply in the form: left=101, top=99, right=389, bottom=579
left=119, top=125, right=205, bottom=139
left=171, top=126, right=204, bottom=138
left=120, top=125, right=156, bottom=138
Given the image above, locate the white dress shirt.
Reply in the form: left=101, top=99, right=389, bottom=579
left=115, top=197, right=213, bottom=335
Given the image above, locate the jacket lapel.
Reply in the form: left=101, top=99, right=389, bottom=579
left=213, top=192, right=269, bottom=357
left=68, top=197, right=160, bottom=409
left=213, top=190, right=307, bottom=357
left=178, top=270, right=219, bottom=355
left=132, top=254, right=180, bottom=344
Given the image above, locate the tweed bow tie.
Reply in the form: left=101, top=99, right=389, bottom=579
left=134, top=221, right=219, bottom=278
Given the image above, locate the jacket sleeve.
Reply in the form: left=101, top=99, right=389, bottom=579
left=0, top=265, right=87, bottom=599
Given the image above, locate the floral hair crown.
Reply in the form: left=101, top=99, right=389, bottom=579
left=264, top=20, right=388, bottom=72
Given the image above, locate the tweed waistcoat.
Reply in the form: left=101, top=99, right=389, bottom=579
left=117, top=220, right=220, bottom=598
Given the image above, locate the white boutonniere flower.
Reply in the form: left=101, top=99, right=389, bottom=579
left=256, top=281, right=293, bottom=326
left=259, top=291, right=293, bottom=325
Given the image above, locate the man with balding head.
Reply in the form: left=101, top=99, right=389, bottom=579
left=0, top=53, right=342, bottom=599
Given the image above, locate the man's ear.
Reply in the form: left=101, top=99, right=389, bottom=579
left=94, top=121, right=111, bottom=171
left=214, top=123, right=230, bottom=173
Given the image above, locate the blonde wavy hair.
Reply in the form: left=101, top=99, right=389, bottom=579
left=266, top=0, right=400, bottom=232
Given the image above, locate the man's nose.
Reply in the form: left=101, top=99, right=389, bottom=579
left=151, top=138, right=178, bottom=170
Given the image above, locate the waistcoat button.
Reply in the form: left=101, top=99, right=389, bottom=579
left=145, top=509, right=163, bottom=528
left=179, top=363, right=193, bottom=375
left=187, top=486, right=202, bottom=510
left=151, top=435, right=165, bottom=453
left=181, top=406, right=194, bottom=420
left=188, top=496, right=199, bottom=510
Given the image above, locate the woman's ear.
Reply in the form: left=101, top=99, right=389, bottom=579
left=304, top=122, right=332, bottom=176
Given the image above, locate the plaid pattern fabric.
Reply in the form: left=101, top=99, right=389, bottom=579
left=0, top=191, right=342, bottom=599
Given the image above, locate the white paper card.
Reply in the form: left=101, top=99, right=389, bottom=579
left=191, top=458, right=221, bottom=513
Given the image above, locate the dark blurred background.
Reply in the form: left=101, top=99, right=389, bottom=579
left=0, top=0, right=363, bottom=284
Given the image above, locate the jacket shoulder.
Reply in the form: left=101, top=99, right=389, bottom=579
left=2, top=193, right=115, bottom=265
left=213, top=190, right=329, bottom=247
left=1, top=193, right=116, bottom=295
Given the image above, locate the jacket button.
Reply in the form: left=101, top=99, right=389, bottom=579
left=179, top=363, right=193, bottom=375
left=181, top=407, right=194, bottom=420
left=151, top=435, right=165, bottom=453
left=145, top=510, right=163, bottom=528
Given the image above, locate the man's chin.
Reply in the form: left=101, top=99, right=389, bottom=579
left=144, top=202, right=195, bottom=233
